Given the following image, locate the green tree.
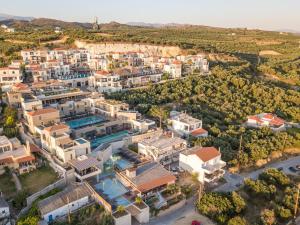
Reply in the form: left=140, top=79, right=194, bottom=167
left=260, top=209, right=276, bottom=225
left=17, top=216, right=39, bottom=225
left=149, top=105, right=168, bottom=128
left=227, top=216, right=247, bottom=225
left=231, top=192, right=246, bottom=213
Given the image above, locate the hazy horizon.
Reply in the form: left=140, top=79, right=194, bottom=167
left=2, top=0, right=300, bottom=31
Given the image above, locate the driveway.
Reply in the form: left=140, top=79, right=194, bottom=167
left=215, top=155, right=300, bottom=192
left=146, top=197, right=214, bottom=225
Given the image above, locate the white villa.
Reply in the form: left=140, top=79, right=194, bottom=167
left=168, top=111, right=208, bottom=138
left=38, top=183, right=92, bottom=223
left=0, top=65, right=23, bottom=88
left=40, top=123, right=91, bottom=163
left=179, top=146, right=226, bottom=183
left=246, top=113, right=286, bottom=131
left=89, top=70, right=122, bottom=93
left=138, top=135, right=187, bottom=165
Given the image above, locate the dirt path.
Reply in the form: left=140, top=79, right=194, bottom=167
left=12, top=172, right=22, bottom=191
left=42, top=35, right=69, bottom=45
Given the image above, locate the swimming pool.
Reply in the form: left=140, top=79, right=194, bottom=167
left=103, top=154, right=133, bottom=172
left=94, top=177, right=128, bottom=200
left=66, top=115, right=105, bottom=129
left=115, top=196, right=131, bottom=206
left=91, top=130, right=129, bottom=149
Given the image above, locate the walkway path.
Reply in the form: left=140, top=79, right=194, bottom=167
left=146, top=197, right=214, bottom=225
left=12, top=172, right=22, bottom=191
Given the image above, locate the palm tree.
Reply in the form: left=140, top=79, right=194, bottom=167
left=149, top=106, right=168, bottom=128
left=116, top=205, right=125, bottom=214
left=191, top=172, right=204, bottom=202
left=135, top=196, right=143, bottom=205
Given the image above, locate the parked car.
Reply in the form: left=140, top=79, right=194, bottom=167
left=289, top=166, right=298, bottom=173
left=171, top=167, right=177, bottom=172
left=296, top=165, right=300, bottom=170
left=235, top=183, right=242, bottom=188
left=191, top=220, right=202, bottom=225
left=278, top=167, right=283, bottom=171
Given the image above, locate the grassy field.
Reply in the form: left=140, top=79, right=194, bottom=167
left=19, top=165, right=58, bottom=195
left=0, top=172, right=17, bottom=199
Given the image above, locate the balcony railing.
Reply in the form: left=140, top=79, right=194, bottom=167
left=202, top=160, right=226, bottom=174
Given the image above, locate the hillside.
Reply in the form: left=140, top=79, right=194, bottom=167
left=0, top=17, right=299, bottom=84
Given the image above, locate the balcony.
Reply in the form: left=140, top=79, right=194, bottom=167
left=74, top=167, right=101, bottom=181
left=202, top=160, right=226, bottom=174
left=204, top=169, right=225, bottom=183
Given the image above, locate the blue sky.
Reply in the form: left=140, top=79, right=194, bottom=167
left=2, top=0, right=300, bottom=31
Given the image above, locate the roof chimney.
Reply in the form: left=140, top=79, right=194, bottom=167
left=126, top=167, right=136, bottom=178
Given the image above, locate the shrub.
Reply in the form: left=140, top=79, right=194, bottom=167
left=244, top=178, right=276, bottom=199
left=227, top=216, right=247, bottom=225
left=260, top=209, right=276, bottom=225
left=259, top=168, right=290, bottom=187
left=275, top=206, right=292, bottom=221
left=231, top=192, right=246, bottom=213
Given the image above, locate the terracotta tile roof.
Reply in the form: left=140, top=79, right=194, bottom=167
left=44, top=124, right=69, bottom=132
left=191, top=128, right=208, bottom=137
left=27, top=108, right=58, bottom=116
left=16, top=155, right=35, bottom=163
left=270, top=117, right=285, bottom=126
left=137, top=175, right=176, bottom=193
left=130, top=162, right=176, bottom=193
left=0, top=157, right=14, bottom=164
left=95, top=70, right=110, bottom=76
left=172, top=60, right=182, bottom=65
left=28, top=143, right=41, bottom=153
left=263, top=113, right=274, bottom=120
left=191, top=147, right=220, bottom=162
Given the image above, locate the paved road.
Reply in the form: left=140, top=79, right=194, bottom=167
left=146, top=197, right=196, bottom=225
left=215, top=155, right=300, bottom=192
left=145, top=156, right=300, bottom=225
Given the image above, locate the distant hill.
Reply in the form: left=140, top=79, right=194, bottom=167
left=127, top=22, right=193, bottom=28
left=0, top=13, right=34, bottom=21
left=276, top=29, right=300, bottom=34
left=126, top=22, right=218, bottom=29
left=0, top=17, right=133, bottom=30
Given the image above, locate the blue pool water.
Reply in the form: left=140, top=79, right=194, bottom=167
left=95, top=177, right=128, bottom=200
left=115, top=158, right=132, bottom=170
left=76, top=138, right=87, bottom=144
left=66, top=115, right=105, bottom=129
left=91, top=130, right=129, bottom=149
left=103, top=154, right=133, bottom=172
left=115, top=196, right=131, bottom=206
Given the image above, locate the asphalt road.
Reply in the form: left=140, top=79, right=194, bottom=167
left=146, top=197, right=197, bottom=225
left=215, top=155, right=300, bottom=192
left=144, top=155, right=300, bottom=225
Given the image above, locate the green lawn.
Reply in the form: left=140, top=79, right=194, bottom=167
left=19, top=165, right=58, bottom=195
left=0, top=172, right=17, bottom=199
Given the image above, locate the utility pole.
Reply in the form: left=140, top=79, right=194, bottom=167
left=67, top=196, right=71, bottom=224
left=294, top=183, right=300, bottom=220
left=198, top=182, right=204, bottom=202
left=239, top=135, right=243, bottom=154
